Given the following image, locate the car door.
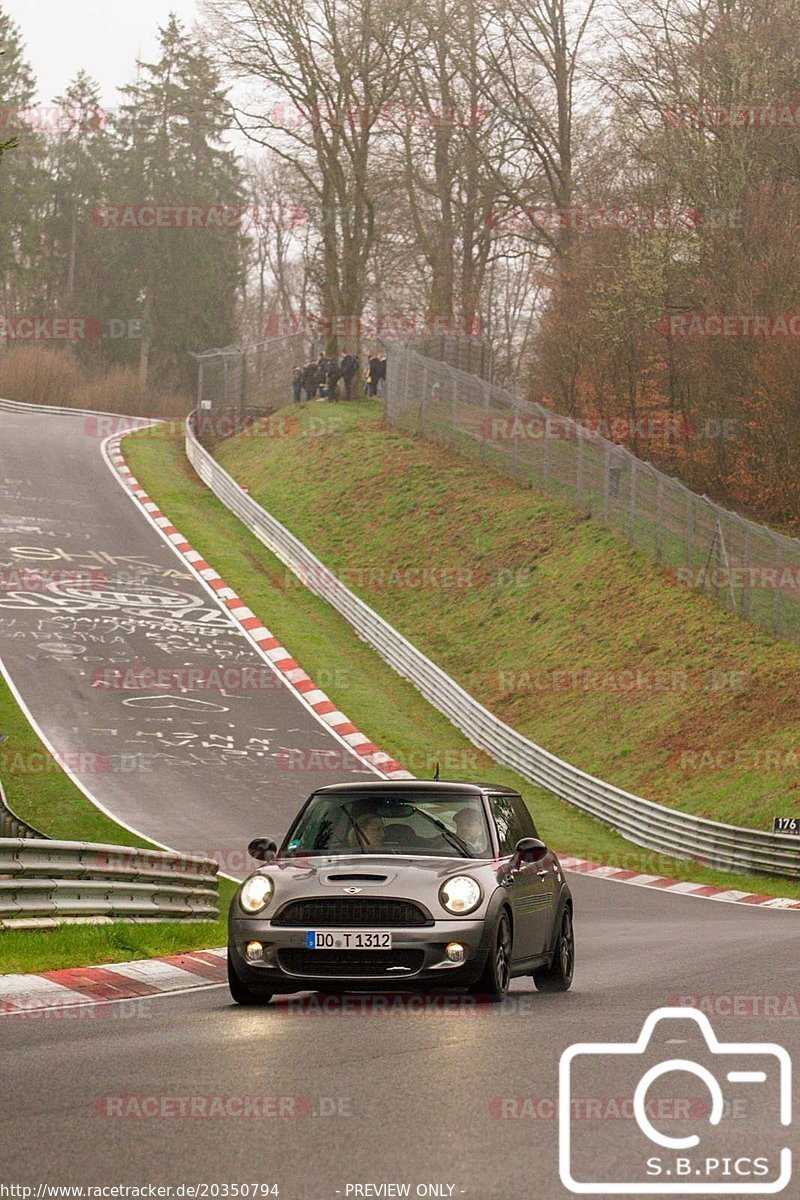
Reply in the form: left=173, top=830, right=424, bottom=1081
left=489, top=793, right=553, bottom=960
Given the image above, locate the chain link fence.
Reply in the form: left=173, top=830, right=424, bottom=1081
left=401, top=334, right=493, bottom=381
left=191, top=333, right=311, bottom=418
left=192, top=331, right=493, bottom=420
left=386, top=342, right=800, bottom=643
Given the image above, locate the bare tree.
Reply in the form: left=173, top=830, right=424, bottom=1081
left=203, top=0, right=408, bottom=355
left=474, top=0, right=598, bottom=260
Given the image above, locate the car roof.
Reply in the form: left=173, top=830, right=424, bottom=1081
left=311, top=780, right=520, bottom=797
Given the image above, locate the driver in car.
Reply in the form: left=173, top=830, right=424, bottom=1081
left=348, top=811, right=387, bottom=849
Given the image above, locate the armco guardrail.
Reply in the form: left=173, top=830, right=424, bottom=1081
left=185, top=411, right=800, bottom=879
left=0, top=839, right=219, bottom=927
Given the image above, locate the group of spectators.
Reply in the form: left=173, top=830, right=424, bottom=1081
left=292, top=351, right=387, bottom=404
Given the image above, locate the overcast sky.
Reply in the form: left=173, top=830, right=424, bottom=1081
left=4, top=0, right=201, bottom=105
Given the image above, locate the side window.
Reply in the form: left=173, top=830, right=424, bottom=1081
left=490, top=794, right=538, bottom=854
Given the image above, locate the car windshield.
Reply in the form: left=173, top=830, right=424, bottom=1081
left=281, top=792, right=492, bottom=859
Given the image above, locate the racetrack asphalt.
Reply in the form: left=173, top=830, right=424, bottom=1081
left=0, top=406, right=379, bottom=867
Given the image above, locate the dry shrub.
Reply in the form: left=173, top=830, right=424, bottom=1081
left=79, top=367, right=189, bottom=420
left=0, top=347, right=190, bottom=420
left=0, top=346, right=82, bottom=406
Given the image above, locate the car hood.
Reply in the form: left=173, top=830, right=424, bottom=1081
left=237, top=853, right=504, bottom=920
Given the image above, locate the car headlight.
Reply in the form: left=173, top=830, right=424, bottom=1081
left=239, top=874, right=274, bottom=914
left=439, top=875, right=482, bottom=915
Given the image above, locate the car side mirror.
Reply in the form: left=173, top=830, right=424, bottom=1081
left=248, top=838, right=277, bottom=862
left=511, top=837, right=548, bottom=867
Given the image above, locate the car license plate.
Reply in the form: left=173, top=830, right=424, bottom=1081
left=306, top=930, right=392, bottom=950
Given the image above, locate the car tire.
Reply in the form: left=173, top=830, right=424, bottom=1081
left=533, top=907, right=574, bottom=992
left=227, top=951, right=273, bottom=1006
left=468, top=909, right=512, bottom=1003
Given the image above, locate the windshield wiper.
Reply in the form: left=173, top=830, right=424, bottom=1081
left=341, top=805, right=369, bottom=853
left=404, top=805, right=473, bottom=857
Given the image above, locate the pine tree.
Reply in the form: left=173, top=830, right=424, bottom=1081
left=0, top=49, right=18, bottom=162
left=108, top=16, right=245, bottom=388
left=0, top=8, right=48, bottom=316
left=39, top=71, right=116, bottom=366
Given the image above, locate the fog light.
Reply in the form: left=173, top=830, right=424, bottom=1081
left=246, top=941, right=264, bottom=962
left=445, top=942, right=465, bottom=963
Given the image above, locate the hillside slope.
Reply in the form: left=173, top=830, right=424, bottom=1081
left=212, top=400, right=800, bottom=831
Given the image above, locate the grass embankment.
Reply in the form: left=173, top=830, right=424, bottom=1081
left=122, top=412, right=800, bottom=900
left=0, top=674, right=233, bottom=974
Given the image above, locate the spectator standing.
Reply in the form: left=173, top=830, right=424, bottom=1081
left=376, top=355, right=387, bottom=398
left=292, top=366, right=303, bottom=404
left=340, top=350, right=358, bottom=401
left=367, top=354, right=381, bottom=397
left=326, top=356, right=342, bottom=400
left=302, top=360, right=318, bottom=400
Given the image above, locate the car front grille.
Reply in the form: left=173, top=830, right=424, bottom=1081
left=277, top=949, right=426, bottom=978
left=272, top=897, right=431, bottom=927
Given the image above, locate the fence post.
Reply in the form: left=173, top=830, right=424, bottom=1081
left=420, top=360, right=429, bottom=433
left=741, top=525, right=751, bottom=618
left=774, top=539, right=783, bottom=636
left=481, top=383, right=490, bottom=463
left=603, top=442, right=611, bottom=522
left=685, top=492, right=694, bottom=575
left=711, top=520, right=722, bottom=602
left=576, top=425, right=584, bottom=506
left=404, top=348, right=412, bottom=416
left=655, top=477, right=665, bottom=562
left=543, top=413, right=551, bottom=490
left=628, top=458, right=637, bottom=541
left=512, top=399, right=521, bottom=479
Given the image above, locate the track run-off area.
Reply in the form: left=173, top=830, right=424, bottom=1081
left=0, top=403, right=798, bottom=1199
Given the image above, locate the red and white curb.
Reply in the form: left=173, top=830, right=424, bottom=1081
left=104, top=433, right=411, bottom=780
left=558, top=854, right=800, bottom=909
left=0, top=949, right=227, bottom=1016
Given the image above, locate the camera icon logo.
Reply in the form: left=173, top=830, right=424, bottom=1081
left=559, top=1006, right=792, bottom=1194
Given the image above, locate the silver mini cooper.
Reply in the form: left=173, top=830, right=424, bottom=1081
left=228, top=780, right=574, bottom=1004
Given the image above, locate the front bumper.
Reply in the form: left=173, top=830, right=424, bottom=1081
left=229, top=916, right=489, bottom=992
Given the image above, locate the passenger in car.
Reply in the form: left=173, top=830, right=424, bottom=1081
left=454, top=807, right=490, bottom=856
